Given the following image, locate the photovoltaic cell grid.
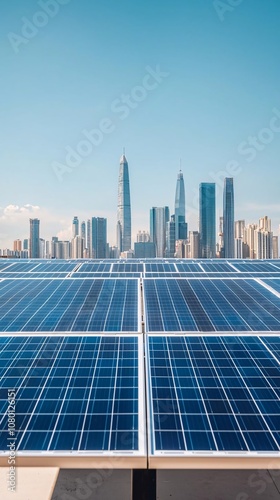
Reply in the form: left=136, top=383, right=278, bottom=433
left=1, top=259, right=280, bottom=278
left=175, top=263, right=204, bottom=273
left=78, top=263, right=112, bottom=273
left=0, top=272, right=69, bottom=279
left=231, top=263, right=280, bottom=273
left=0, top=262, right=40, bottom=273
left=72, top=273, right=141, bottom=278
left=262, top=337, right=280, bottom=362
left=199, top=263, right=237, bottom=273
left=144, top=279, right=280, bottom=332
left=0, top=336, right=142, bottom=453
left=0, top=279, right=139, bottom=332
left=112, top=263, right=144, bottom=273
left=262, top=279, right=280, bottom=295
left=147, top=336, right=280, bottom=454
left=145, top=263, right=177, bottom=273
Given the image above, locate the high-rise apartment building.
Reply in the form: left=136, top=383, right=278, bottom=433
left=29, top=218, right=40, bottom=258
left=189, top=231, right=200, bottom=258
left=117, top=154, right=131, bottom=252
left=244, top=224, right=258, bottom=259
left=273, top=236, right=279, bottom=259
left=199, top=183, right=216, bottom=258
left=13, top=239, right=22, bottom=252
left=166, top=216, right=176, bottom=258
left=254, top=216, right=273, bottom=259
left=150, top=207, right=170, bottom=258
left=223, top=178, right=234, bottom=258
left=80, top=221, right=86, bottom=242
left=175, top=171, right=187, bottom=240
left=39, top=238, right=45, bottom=259
left=71, top=236, right=84, bottom=259
left=235, top=220, right=245, bottom=239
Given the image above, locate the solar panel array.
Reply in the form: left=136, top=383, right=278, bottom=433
left=1, top=258, right=280, bottom=278
left=0, top=259, right=279, bottom=467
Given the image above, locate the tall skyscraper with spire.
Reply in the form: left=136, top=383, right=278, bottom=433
left=175, top=170, right=187, bottom=240
left=223, top=177, right=234, bottom=258
left=117, top=153, right=131, bottom=252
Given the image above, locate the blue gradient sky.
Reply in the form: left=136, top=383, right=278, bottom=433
left=1, top=0, right=280, bottom=247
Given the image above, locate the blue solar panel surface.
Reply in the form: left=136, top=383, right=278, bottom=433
left=144, top=279, right=280, bottom=332
left=0, top=279, right=139, bottom=332
left=78, top=263, right=112, bottom=272
left=0, top=335, right=140, bottom=452
left=262, top=279, right=280, bottom=295
left=230, top=263, right=279, bottom=273
left=147, top=336, right=280, bottom=453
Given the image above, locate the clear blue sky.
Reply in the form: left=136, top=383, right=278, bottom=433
left=1, top=0, right=280, bottom=247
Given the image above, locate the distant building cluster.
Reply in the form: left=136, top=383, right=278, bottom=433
left=0, top=154, right=279, bottom=259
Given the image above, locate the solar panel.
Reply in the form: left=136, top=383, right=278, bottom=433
left=77, top=263, right=112, bottom=272
left=199, top=263, right=237, bottom=273
left=144, top=279, right=280, bottom=332
left=0, top=272, right=69, bottom=279
left=146, top=335, right=280, bottom=464
left=0, top=262, right=40, bottom=273
left=261, top=336, right=280, bottom=362
left=0, top=279, right=140, bottom=332
left=145, top=263, right=177, bottom=273
left=71, top=273, right=141, bottom=278
left=111, top=263, right=144, bottom=273
left=231, top=263, right=279, bottom=273
left=0, top=335, right=145, bottom=464
left=261, top=279, right=280, bottom=295
left=175, top=263, right=204, bottom=273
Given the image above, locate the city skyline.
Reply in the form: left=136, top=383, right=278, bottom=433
left=1, top=1, right=280, bottom=249
left=1, top=162, right=279, bottom=259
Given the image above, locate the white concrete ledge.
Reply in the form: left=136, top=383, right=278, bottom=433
left=0, top=467, right=59, bottom=500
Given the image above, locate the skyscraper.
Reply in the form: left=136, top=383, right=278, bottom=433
left=223, top=178, right=234, bottom=258
left=80, top=221, right=86, bottom=242
left=150, top=206, right=170, bottom=258
left=29, top=218, right=40, bottom=258
left=175, top=171, right=187, bottom=240
left=91, top=217, right=107, bottom=258
left=166, top=215, right=176, bottom=258
left=117, top=153, right=131, bottom=252
left=199, top=183, right=216, bottom=258
left=72, top=216, right=79, bottom=239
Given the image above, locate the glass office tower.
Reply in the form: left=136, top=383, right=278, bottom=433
left=223, top=178, right=234, bottom=258
left=29, top=218, right=40, bottom=258
left=199, top=183, right=216, bottom=258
